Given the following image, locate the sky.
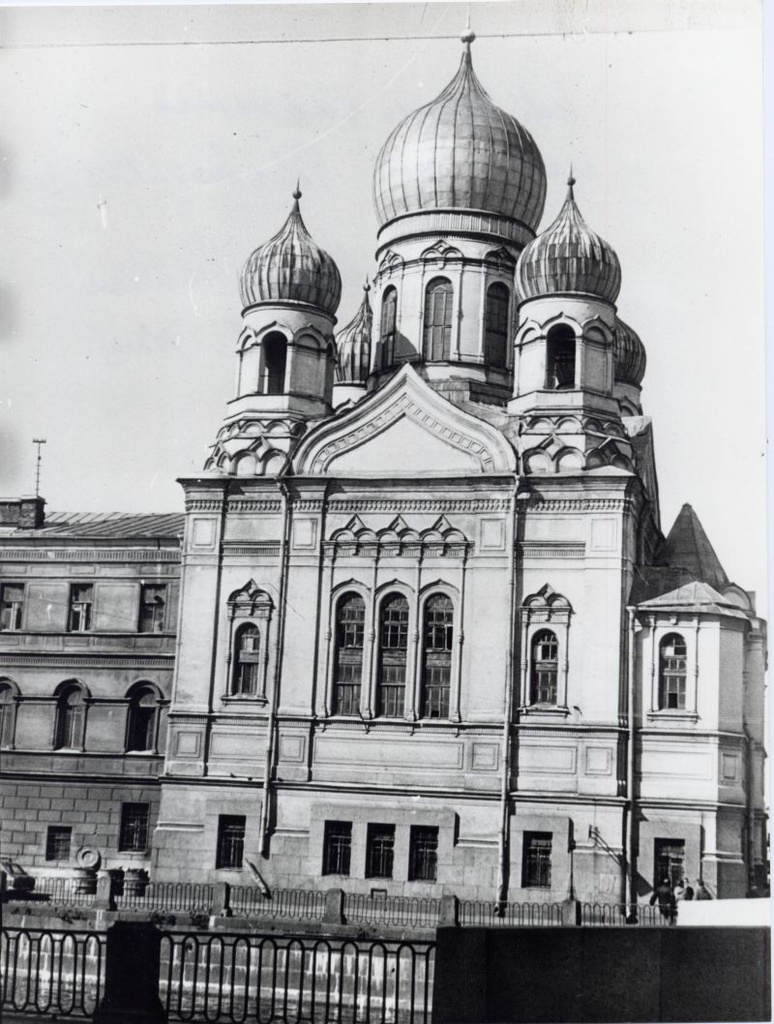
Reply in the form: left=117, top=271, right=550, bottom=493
left=0, top=0, right=768, bottom=609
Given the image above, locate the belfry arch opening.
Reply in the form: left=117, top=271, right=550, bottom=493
left=545, top=324, right=576, bottom=390
left=262, top=332, right=288, bottom=395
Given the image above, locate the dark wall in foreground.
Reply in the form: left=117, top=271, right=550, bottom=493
left=432, top=926, right=770, bottom=1023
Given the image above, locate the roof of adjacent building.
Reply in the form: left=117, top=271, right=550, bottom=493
left=637, top=580, right=748, bottom=619
left=2, top=511, right=185, bottom=540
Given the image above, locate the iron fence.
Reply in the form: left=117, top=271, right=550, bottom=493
left=1, top=927, right=105, bottom=1017
left=115, top=882, right=216, bottom=913
left=580, top=903, right=666, bottom=927
left=160, top=930, right=435, bottom=1024
left=229, top=887, right=326, bottom=922
left=343, top=894, right=441, bottom=930
left=27, top=876, right=96, bottom=908
left=458, top=899, right=564, bottom=927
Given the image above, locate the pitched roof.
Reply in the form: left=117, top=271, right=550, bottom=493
left=637, top=580, right=748, bottom=619
left=656, top=504, right=728, bottom=589
left=2, top=512, right=184, bottom=541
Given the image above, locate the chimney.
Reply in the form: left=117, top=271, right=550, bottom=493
left=0, top=496, right=46, bottom=529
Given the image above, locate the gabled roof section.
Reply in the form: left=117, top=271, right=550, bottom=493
left=2, top=511, right=184, bottom=541
left=293, top=363, right=517, bottom=477
left=656, top=504, right=728, bottom=589
left=637, top=581, right=748, bottom=620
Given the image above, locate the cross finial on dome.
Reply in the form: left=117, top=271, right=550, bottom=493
left=567, top=165, right=576, bottom=199
left=460, top=9, right=475, bottom=47
left=292, top=180, right=302, bottom=211
left=363, top=277, right=371, bottom=293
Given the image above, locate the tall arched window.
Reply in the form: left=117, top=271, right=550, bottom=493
left=263, top=332, right=287, bottom=395
left=0, top=681, right=18, bottom=748
left=423, top=278, right=453, bottom=361
left=659, top=633, right=687, bottom=710
left=126, top=685, right=158, bottom=752
left=422, top=595, right=453, bottom=718
left=530, top=630, right=558, bottom=705
left=484, top=282, right=510, bottom=369
left=233, top=624, right=261, bottom=695
left=333, top=593, right=365, bottom=715
left=54, top=682, right=86, bottom=750
left=377, top=594, right=409, bottom=717
left=545, top=325, right=576, bottom=390
left=380, top=286, right=398, bottom=368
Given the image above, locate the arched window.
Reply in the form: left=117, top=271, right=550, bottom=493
left=484, top=282, right=510, bottom=369
left=233, top=624, right=261, bottom=695
left=377, top=594, right=409, bottom=717
left=545, top=325, right=576, bottom=390
left=263, top=332, right=287, bottom=395
left=126, top=685, right=158, bottom=752
left=422, top=595, right=453, bottom=718
left=530, top=630, right=558, bottom=705
left=423, top=278, right=453, bottom=361
left=659, top=633, right=687, bottom=710
left=333, top=593, right=365, bottom=716
left=380, top=287, right=398, bottom=368
left=0, top=681, right=18, bottom=748
left=54, top=682, right=86, bottom=750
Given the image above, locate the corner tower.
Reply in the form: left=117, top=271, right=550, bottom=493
left=206, top=188, right=341, bottom=475
left=370, top=29, right=546, bottom=405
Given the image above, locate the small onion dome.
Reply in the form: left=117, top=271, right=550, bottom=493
left=373, top=32, right=546, bottom=232
left=335, top=283, right=373, bottom=384
left=516, top=175, right=621, bottom=303
left=613, top=316, right=646, bottom=385
left=240, top=188, right=342, bottom=316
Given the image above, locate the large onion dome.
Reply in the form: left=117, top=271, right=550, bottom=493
left=516, top=176, right=621, bottom=303
left=373, top=31, right=546, bottom=234
left=335, top=283, right=373, bottom=384
left=613, top=316, right=647, bottom=385
left=240, top=188, right=342, bottom=316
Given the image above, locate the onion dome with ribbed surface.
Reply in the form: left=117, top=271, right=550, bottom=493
left=240, top=188, right=342, bottom=316
left=335, top=283, right=373, bottom=384
left=613, top=317, right=646, bottom=385
left=516, top=175, right=621, bottom=303
left=373, top=31, right=546, bottom=232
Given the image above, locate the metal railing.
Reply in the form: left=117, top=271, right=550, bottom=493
left=580, top=903, right=666, bottom=927
left=344, top=893, right=441, bottom=930
left=160, top=931, right=435, bottom=1024
left=1, top=927, right=105, bottom=1017
left=458, top=899, right=564, bottom=927
left=28, top=875, right=96, bottom=908
left=229, top=886, right=326, bottom=922
left=115, top=882, right=216, bottom=913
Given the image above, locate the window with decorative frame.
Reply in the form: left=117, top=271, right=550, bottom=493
left=233, top=624, right=261, bottom=696
left=421, top=594, right=453, bottom=718
left=377, top=593, right=409, bottom=718
left=126, top=684, right=159, bottom=752
left=0, top=584, right=24, bottom=631
left=380, top=286, right=398, bottom=368
left=658, top=633, right=687, bottom=710
left=227, top=581, right=273, bottom=703
left=530, top=629, right=559, bottom=705
left=520, top=586, right=572, bottom=711
left=484, top=282, right=510, bottom=369
left=333, top=593, right=365, bottom=715
left=423, top=277, right=453, bottom=361
left=54, top=682, right=86, bottom=750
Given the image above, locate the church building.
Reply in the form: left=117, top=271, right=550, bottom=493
left=0, top=31, right=767, bottom=907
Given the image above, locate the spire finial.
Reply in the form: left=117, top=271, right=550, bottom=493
left=363, top=276, right=370, bottom=293
left=292, top=180, right=302, bottom=211
left=567, top=165, right=576, bottom=199
left=460, top=8, right=475, bottom=47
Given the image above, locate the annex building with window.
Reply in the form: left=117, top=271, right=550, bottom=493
left=0, top=30, right=766, bottom=907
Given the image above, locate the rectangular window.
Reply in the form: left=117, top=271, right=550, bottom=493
left=522, top=832, right=552, bottom=888
left=408, top=825, right=438, bottom=882
left=68, top=584, right=93, bottom=633
left=323, top=820, right=352, bottom=876
left=139, top=584, right=167, bottom=633
left=654, top=838, right=685, bottom=889
left=333, top=662, right=361, bottom=716
left=119, top=803, right=150, bottom=852
left=45, top=826, right=72, bottom=861
left=366, top=823, right=395, bottom=879
left=0, top=584, right=24, bottom=631
left=216, top=815, right=246, bottom=869
left=377, top=663, right=406, bottom=718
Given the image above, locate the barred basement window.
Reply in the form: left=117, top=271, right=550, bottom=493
left=119, top=803, right=150, bottom=852
left=68, top=584, right=93, bottom=633
left=139, top=584, right=166, bottom=633
left=659, top=633, right=687, bottom=710
left=46, top=826, right=72, bottom=861
left=484, top=282, right=510, bottom=369
left=0, top=584, right=24, bottom=631
left=380, top=286, right=398, bottom=368
left=233, top=624, right=261, bottom=695
left=323, top=820, right=352, bottom=876
left=366, top=824, right=395, bottom=879
left=522, top=832, right=552, bottom=888
left=216, top=815, right=246, bottom=869
left=377, top=594, right=409, bottom=717
left=408, top=825, right=438, bottom=882
left=530, top=630, right=559, bottom=705
left=333, top=593, right=365, bottom=715
left=423, top=277, right=453, bottom=361
left=422, top=594, right=453, bottom=718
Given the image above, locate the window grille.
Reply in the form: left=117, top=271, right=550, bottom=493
left=334, top=594, right=365, bottom=715
left=119, top=803, right=150, bottom=851
left=139, top=584, right=166, bottom=633
left=654, top=838, right=685, bottom=888
left=408, top=825, right=438, bottom=882
left=126, top=687, right=157, bottom=751
left=233, top=624, right=261, bottom=695
left=484, top=282, right=510, bottom=368
left=46, top=826, right=72, bottom=861
left=68, top=584, right=93, bottom=633
left=659, top=633, right=687, bottom=710
left=216, top=815, right=246, bottom=869
left=380, top=287, right=397, bottom=367
left=377, top=594, right=408, bottom=717
left=530, top=629, right=559, bottom=705
left=54, top=684, right=85, bottom=750
left=423, top=278, right=453, bottom=361
left=523, top=832, right=552, bottom=888
left=366, top=823, right=395, bottom=879
left=323, top=820, right=352, bottom=876
left=422, top=595, right=453, bottom=718
left=0, top=584, right=24, bottom=631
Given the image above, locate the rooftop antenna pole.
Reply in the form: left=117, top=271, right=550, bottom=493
left=32, top=438, right=47, bottom=498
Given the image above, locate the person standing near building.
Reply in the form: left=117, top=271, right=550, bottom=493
left=650, top=877, right=677, bottom=923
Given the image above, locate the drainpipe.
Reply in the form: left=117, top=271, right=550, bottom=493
left=259, top=475, right=292, bottom=856
left=496, top=485, right=519, bottom=908
left=625, top=606, right=637, bottom=918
